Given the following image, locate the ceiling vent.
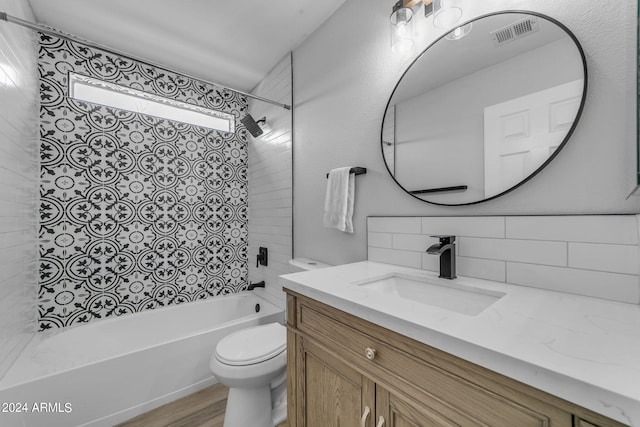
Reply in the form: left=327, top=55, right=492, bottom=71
left=491, top=16, right=539, bottom=46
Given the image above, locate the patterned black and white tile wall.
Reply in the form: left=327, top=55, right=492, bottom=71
left=38, top=33, right=249, bottom=330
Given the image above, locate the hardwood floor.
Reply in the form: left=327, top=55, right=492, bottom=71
left=115, top=383, right=287, bottom=427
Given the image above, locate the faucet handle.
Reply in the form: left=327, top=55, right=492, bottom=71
left=430, top=235, right=456, bottom=244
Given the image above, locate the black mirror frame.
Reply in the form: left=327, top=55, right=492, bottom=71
left=381, top=10, right=588, bottom=206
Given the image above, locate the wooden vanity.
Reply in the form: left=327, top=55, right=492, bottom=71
left=285, top=291, right=628, bottom=427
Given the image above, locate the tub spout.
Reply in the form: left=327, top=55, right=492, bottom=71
left=247, top=281, right=265, bottom=291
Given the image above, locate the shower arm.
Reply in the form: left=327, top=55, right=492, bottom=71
left=0, top=11, right=292, bottom=111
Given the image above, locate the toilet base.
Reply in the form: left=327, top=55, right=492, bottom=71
left=271, top=374, right=287, bottom=425
left=224, top=385, right=273, bottom=427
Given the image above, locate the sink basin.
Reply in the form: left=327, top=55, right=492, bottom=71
left=354, top=274, right=505, bottom=316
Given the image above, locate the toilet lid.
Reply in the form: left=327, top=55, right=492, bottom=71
left=215, top=323, right=286, bottom=366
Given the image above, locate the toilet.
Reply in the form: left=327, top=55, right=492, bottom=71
left=210, top=258, right=331, bottom=427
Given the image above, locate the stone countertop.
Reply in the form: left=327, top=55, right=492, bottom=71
left=279, top=261, right=640, bottom=426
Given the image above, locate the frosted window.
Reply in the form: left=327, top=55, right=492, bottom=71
left=68, top=72, right=235, bottom=133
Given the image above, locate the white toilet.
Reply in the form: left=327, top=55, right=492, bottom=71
left=210, top=258, right=331, bottom=427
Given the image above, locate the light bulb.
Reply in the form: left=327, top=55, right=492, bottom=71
left=445, top=22, right=472, bottom=40
left=433, top=0, right=463, bottom=29
left=390, top=6, right=414, bottom=54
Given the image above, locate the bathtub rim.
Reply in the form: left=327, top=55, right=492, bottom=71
left=0, top=292, right=283, bottom=391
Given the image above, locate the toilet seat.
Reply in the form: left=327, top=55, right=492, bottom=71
left=215, top=323, right=286, bottom=366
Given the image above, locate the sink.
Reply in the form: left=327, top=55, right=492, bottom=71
left=353, top=274, right=505, bottom=316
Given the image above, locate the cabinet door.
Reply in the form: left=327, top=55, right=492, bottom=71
left=296, top=336, right=375, bottom=427
left=376, top=385, right=459, bottom=427
left=575, top=420, right=600, bottom=427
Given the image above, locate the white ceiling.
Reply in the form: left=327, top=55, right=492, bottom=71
left=28, top=0, right=347, bottom=92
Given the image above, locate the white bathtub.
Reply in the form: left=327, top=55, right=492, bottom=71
left=0, top=293, right=283, bottom=427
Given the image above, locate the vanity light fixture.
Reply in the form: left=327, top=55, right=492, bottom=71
left=432, top=0, right=471, bottom=40
left=390, top=1, right=415, bottom=54
left=390, top=0, right=469, bottom=52
left=432, top=0, right=463, bottom=28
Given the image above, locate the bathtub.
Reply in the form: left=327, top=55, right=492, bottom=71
left=0, top=293, right=283, bottom=427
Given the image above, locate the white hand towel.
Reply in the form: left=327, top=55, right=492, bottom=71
left=323, top=167, right=355, bottom=233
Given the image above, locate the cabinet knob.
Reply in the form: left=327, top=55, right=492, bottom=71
left=364, top=347, right=377, bottom=360
left=360, top=406, right=371, bottom=427
left=376, top=416, right=386, bottom=427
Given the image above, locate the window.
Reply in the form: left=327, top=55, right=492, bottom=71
left=68, top=72, right=235, bottom=133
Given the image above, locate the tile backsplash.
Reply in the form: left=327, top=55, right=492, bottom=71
left=368, top=215, right=640, bottom=304
left=38, top=33, right=249, bottom=329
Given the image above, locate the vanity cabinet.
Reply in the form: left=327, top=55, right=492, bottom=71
left=285, top=291, right=628, bottom=427
left=294, top=335, right=375, bottom=427
left=294, top=333, right=445, bottom=427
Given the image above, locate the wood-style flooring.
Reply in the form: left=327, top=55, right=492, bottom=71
left=115, top=383, right=287, bottom=427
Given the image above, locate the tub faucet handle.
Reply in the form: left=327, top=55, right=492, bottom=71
left=256, top=247, right=268, bottom=268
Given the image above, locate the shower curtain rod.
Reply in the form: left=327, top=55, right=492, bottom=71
left=0, top=11, right=292, bottom=111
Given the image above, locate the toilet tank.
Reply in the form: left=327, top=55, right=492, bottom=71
left=288, top=258, right=331, bottom=273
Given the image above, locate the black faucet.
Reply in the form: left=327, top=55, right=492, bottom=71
left=247, top=281, right=265, bottom=291
left=426, top=235, right=456, bottom=280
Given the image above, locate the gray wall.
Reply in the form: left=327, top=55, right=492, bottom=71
left=293, top=0, right=639, bottom=266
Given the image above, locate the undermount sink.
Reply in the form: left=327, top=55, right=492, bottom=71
left=353, top=274, right=505, bottom=316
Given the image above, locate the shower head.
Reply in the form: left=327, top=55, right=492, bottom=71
left=240, top=114, right=264, bottom=138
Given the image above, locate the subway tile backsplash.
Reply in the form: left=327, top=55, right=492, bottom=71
left=505, top=216, right=638, bottom=244
left=458, top=237, right=568, bottom=267
left=369, top=247, right=422, bottom=269
left=568, top=242, right=639, bottom=275
left=369, top=217, right=422, bottom=234
left=368, top=216, right=640, bottom=304
left=506, top=263, right=640, bottom=303
left=421, top=216, right=505, bottom=238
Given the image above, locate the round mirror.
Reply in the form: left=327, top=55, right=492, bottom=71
left=381, top=11, right=587, bottom=206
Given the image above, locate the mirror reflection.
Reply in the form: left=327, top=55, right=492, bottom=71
left=382, top=12, right=587, bottom=205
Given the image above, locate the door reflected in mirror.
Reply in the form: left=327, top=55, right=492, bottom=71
left=382, top=12, right=587, bottom=206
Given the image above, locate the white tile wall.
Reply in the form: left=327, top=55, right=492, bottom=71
left=369, top=247, right=422, bottom=269
left=456, top=257, right=506, bottom=283
left=248, top=54, right=292, bottom=309
left=368, top=232, right=392, bottom=249
left=0, top=0, right=38, bottom=380
left=369, top=216, right=422, bottom=234
left=458, top=237, right=567, bottom=267
left=367, top=216, right=640, bottom=304
left=421, top=217, right=505, bottom=238
left=506, top=263, right=640, bottom=303
left=392, top=234, right=432, bottom=252
left=506, top=216, right=638, bottom=244
left=568, top=242, right=638, bottom=275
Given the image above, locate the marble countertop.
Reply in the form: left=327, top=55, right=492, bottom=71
left=279, top=261, right=640, bottom=426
